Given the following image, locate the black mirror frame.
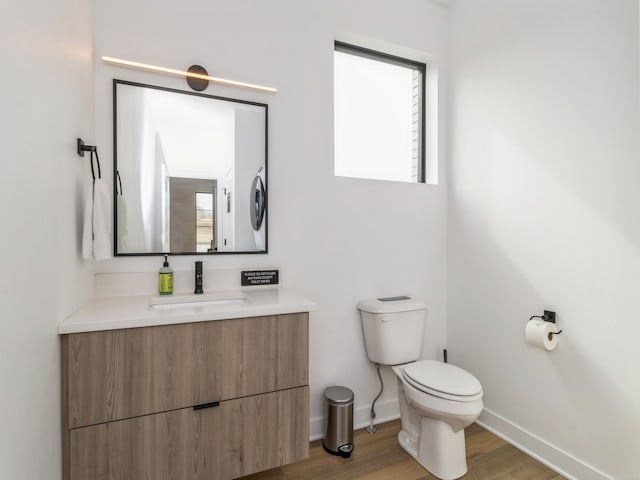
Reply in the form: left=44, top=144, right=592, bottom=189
left=113, top=79, right=268, bottom=256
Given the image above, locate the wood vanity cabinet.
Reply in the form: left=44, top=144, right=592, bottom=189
left=61, top=313, right=309, bottom=480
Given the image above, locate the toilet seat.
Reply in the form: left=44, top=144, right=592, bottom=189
left=403, top=360, right=483, bottom=402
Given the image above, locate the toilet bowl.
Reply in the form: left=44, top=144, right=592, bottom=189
left=358, top=297, right=484, bottom=480
left=392, top=361, right=483, bottom=480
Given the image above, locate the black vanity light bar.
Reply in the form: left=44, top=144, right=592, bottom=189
left=101, top=56, right=277, bottom=93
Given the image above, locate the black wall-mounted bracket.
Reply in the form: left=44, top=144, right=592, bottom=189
left=77, top=138, right=101, bottom=180
left=529, top=310, right=562, bottom=336
left=77, top=138, right=96, bottom=157
left=529, top=310, right=557, bottom=323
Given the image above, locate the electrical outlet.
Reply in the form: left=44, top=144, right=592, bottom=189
left=543, top=310, right=556, bottom=323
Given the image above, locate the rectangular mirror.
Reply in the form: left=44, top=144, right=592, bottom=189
left=114, top=79, right=267, bottom=256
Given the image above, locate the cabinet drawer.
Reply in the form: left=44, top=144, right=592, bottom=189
left=64, top=313, right=308, bottom=428
left=70, top=386, right=310, bottom=480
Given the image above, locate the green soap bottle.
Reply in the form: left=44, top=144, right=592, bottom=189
left=159, top=254, right=173, bottom=295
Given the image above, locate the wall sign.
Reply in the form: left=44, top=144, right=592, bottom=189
left=241, top=269, right=279, bottom=286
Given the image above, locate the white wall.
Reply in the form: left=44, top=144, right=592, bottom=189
left=0, top=1, right=94, bottom=479
left=449, top=1, right=640, bottom=479
left=92, top=0, right=450, bottom=433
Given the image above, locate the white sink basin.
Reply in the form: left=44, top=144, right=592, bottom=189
left=150, top=292, right=248, bottom=310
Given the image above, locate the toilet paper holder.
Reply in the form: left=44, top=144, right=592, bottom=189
left=528, top=310, right=562, bottom=336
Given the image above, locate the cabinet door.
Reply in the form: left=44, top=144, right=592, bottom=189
left=70, top=387, right=309, bottom=480
left=64, top=313, right=308, bottom=428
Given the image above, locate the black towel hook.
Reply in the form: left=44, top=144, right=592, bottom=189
left=77, top=138, right=96, bottom=157
left=77, top=138, right=101, bottom=181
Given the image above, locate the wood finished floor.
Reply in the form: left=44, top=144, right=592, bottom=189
left=241, top=420, right=565, bottom=480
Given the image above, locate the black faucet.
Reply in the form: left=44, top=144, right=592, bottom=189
left=194, top=261, right=203, bottom=294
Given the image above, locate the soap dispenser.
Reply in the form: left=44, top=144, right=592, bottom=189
left=159, top=254, right=173, bottom=295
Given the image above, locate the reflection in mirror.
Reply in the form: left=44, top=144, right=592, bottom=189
left=114, top=80, right=267, bottom=255
left=250, top=170, right=266, bottom=231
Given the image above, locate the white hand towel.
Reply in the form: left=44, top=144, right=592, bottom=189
left=81, top=178, right=111, bottom=260
left=81, top=180, right=94, bottom=259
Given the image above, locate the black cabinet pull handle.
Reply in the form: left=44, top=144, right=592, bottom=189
left=193, top=401, right=220, bottom=411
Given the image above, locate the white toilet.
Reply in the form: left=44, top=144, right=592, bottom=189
left=358, top=296, right=483, bottom=480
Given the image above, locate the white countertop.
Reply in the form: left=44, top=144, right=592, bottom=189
left=59, top=288, right=316, bottom=334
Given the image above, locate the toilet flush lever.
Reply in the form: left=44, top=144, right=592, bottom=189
left=380, top=315, right=392, bottom=322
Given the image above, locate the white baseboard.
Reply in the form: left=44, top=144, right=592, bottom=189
left=477, top=409, right=612, bottom=480
left=309, top=398, right=400, bottom=441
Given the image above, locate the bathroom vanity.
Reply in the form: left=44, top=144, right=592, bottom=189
left=59, top=289, right=314, bottom=480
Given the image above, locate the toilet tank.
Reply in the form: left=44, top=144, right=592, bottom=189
left=358, top=296, right=426, bottom=365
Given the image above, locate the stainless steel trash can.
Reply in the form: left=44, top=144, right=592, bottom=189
left=323, top=386, right=354, bottom=458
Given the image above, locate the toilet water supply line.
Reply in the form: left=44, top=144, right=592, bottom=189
left=367, top=363, right=384, bottom=434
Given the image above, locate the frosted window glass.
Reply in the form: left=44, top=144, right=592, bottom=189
left=334, top=46, right=424, bottom=183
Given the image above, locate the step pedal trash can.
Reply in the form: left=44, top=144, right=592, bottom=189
left=322, top=386, right=354, bottom=458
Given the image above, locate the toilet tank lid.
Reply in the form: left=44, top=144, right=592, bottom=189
left=358, top=296, right=426, bottom=314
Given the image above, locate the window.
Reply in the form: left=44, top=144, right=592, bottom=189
left=195, top=192, right=214, bottom=252
left=334, top=41, right=426, bottom=183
